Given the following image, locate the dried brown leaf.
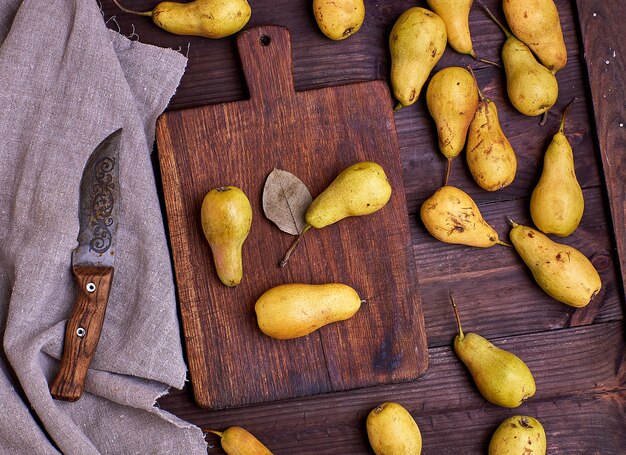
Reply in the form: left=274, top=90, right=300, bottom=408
left=262, top=169, right=312, bottom=235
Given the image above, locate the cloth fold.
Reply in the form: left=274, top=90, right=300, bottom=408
left=0, top=0, right=206, bottom=453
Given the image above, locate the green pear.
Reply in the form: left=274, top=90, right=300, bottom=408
left=488, top=415, right=546, bottom=455
left=509, top=221, right=601, bottom=307
left=427, top=0, right=476, bottom=58
left=281, top=161, right=392, bottom=266
left=503, top=0, right=566, bottom=73
left=366, top=402, right=422, bottom=455
left=255, top=283, right=362, bottom=339
left=530, top=100, right=583, bottom=236
left=426, top=66, right=479, bottom=185
left=466, top=68, right=517, bottom=191
left=201, top=186, right=252, bottom=286
left=390, top=7, right=447, bottom=109
left=482, top=5, right=558, bottom=118
left=451, top=297, right=536, bottom=408
left=420, top=185, right=507, bottom=247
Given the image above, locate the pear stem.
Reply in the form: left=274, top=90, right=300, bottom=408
left=206, top=430, right=224, bottom=438
left=466, top=65, right=485, bottom=102
left=444, top=158, right=452, bottom=186
left=560, top=97, right=577, bottom=133
left=450, top=292, right=464, bottom=340
left=394, top=102, right=404, bottom=112
left=280, top=225, right=311, bottom=267
left=506, top=216, right=519, bottom=227
left=539, top=110, right=549, bottom=127
left=111, top=0, right=153, bottom=16
left=496, top=239, right=512, bottom=247
left=476, top=0, right=512, bottom=39
left=477, top=58, right=502, bottom=69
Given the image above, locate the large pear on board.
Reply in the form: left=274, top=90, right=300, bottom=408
left=509, top=222, right=601, bottom=307
left=420, top=185, right=506, bottom=247
left=452, top=298, right=536, bottom=408
left=390, top=7, right=447, bottom=109
left=426, top=66, right=479, bottom=185
left=255, top=283, right=362, bottom=339
left=313, top=0, right=365, bottom=40
left=530, top=101, right=584, bottom=236
left=503, top=0, right=567, bottom=73
left=427, top=0, right=476, bottom=58
left=366, top=402, right=422, bottom=455
left=488, top=416, right=546, bottom=455
left=201, top=186, right=252, bottom=286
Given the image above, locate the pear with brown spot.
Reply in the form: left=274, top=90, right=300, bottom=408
left=489, top=415, right=546, bottom=455
left=313, top=0, right=365, bottom=41
left=466, top=67, right=517, bottom=191
left=366, top=402, right=422, bottom=455
left=509, top=221, right=601, bottom=307
left=427, top=0, right=476, bottom=58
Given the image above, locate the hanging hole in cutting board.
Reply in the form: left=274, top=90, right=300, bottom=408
left=259, top=35, right=271, bottom=46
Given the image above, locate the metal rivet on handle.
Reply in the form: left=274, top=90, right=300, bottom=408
left=76, top=327, right=86, bottom=337
left=86, top=282, right=96, bottom=293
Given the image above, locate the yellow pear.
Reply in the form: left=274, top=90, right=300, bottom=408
left=208, top=426, right=273, bottom=455
left=426, top=66, right=479, bottom=185
left=530, top=100, right=583, bottom=236
left=255, top=283, right=362, bottom=339
left=509, top=221, right=601, bottom=307
left=390, top=7, right=447, bottom=109
left=112, top=0, right=251, bottom=39
left=366, top=402, right=422, bottom=455
left=201, top=186, right=252, bottom=286
left=281, top=161, right=391, bottom=266
left=420, top=185, right=507, bottom=247
left=451, top=297, right=536, bottom=408
left=488, top=415, right=546, bottom=455
left=427, top=0, right=476, bottom=58
left=503, top=0, right=566, bottom=73
left=313, top=0, right=365, bottom=40
left=482, top=5, right=558, bottom=118
left=466, top=67, right=517, bottom=191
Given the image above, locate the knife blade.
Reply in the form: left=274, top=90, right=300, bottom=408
left=49, top=128, right=122, bottom=401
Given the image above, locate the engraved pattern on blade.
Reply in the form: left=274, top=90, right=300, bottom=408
left=72, top=129, right=122, bottom=268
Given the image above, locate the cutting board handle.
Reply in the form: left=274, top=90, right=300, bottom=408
left=237, top=26, right=295, bottom=104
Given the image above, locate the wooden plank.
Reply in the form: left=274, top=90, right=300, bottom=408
left=156, top=26, right=428, bottom=410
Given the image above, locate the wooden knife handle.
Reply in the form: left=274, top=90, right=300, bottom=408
left=49, top=265, right=114, bottom=401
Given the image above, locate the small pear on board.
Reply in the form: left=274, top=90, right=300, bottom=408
left=207, top=426, right=273, bottom=455
left=451, top=296, right=536, bottom=408
left=503, top=0, right=566, bottom=73
left=488, top=415, right=547, bottom=455
left=481, top=5, right=558, bottom=120
left=427, top=0, right=476, bottom=58
left=313, top=0, right=365, bottom=40
left=530, top=99, right=583, bottom=236
left=366, top=402, right=422, bottom=455
left=509, top=221, right=601, bottom=307
left=390, top=7, right=447, bottom=110
left=420, top=185, right=508, bottom=247
left=255, top=283, right=362, bottom=339
left=201, top=186, right=252, bottom=286
left=426, top=66, right=479, bottom=185
left=281, top=161, right=392, bottom=266
left=466, top=67, right=517, bottom=191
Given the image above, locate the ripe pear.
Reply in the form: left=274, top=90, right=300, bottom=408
left=488, top=415, right=546, bottom=455
left=509, top=221, right=601, bottom=307
left=208, top=426, right=273, bottom=455
left=466, top=68, right=517, bottom=191
left=313, top=0, right=365, bottom=40
left=426, top=0, right=476, bottom=58
left=255, top=283, right=362, bottom=339
left=366, top=402, right=422, bottom=455
left=482, top=5, right=557, bottom=118
left=201, top=186, right=252, bottom=286
left=390, top=7, right=447, bottom=109
left=420, top=185, right=507, bottom=247
left=112, top=0, right=251, bottom=39
left=503, top=0, right=566, bottom=73
left=530, top=100, right=583, bottom=236
left=426, top=66, right=479, bottom=185
left=451, top=297, right=536, bottom=408
left=281, top=161, right=391, bottom=266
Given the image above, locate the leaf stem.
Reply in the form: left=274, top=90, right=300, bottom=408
left=280, top=225, right=311, bottom=267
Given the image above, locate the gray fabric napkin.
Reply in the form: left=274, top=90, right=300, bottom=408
left=0, top=0, right=206, bottom=453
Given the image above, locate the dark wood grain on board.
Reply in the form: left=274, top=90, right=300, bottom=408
left=100, top=0, right=626, bottom=452
left=156, top=26, right=428, bottom=410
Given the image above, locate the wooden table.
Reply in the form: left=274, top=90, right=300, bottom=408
left=103, top=0, right=625, bottom=453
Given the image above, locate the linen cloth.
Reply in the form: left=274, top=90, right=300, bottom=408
left=0, top=0, right=207, bottom=453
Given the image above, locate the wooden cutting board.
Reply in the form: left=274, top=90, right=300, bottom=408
left=155, top=25, right=428, bottom=410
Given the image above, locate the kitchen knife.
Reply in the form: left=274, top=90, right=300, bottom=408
left=49, top=129, right=122, bottom=401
